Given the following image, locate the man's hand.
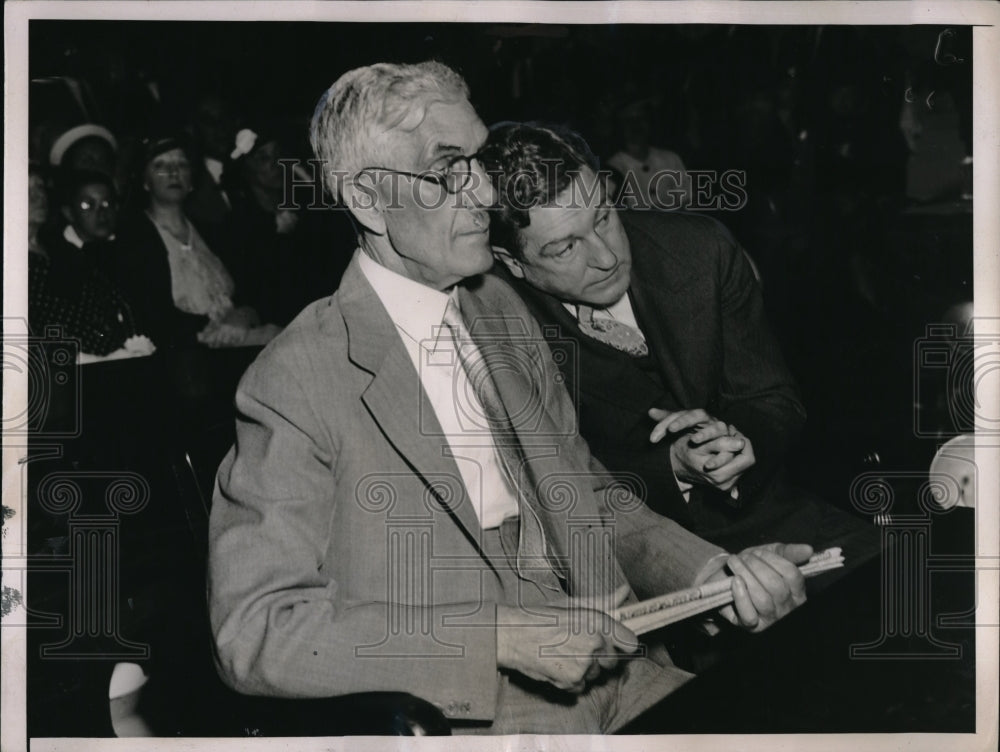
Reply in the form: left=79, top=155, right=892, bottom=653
left=648, top=408, right=755, bottom=491
left=496, top=584, right=639, bottom=694
left=708, top=542, right=812, bottom=632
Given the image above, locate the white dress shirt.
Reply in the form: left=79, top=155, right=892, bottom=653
left=359, top=251, right=520, bottom=529
left=204, top=156, right=225, bottom=185
left=563, top=289, right=645, bottom=335
left=204, top=156, right=231, bottom=208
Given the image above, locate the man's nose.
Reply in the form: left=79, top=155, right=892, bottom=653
left=466, top=159, right=496, bottom=208
left=589, top=236, right=619, bottom=270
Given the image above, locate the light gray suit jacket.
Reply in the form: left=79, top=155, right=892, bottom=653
left=207, top=252, right=724, bottom=723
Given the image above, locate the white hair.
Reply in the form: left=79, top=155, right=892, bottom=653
left=309, top=61, right=470, bottom=199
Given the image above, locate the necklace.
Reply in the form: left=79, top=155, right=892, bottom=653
left=149, top=212, right=193, bottom=251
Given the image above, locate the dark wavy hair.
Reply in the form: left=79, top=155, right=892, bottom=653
left=479, top=121, right=600, bottom=260
left=56, top=168, right=116, bottom=209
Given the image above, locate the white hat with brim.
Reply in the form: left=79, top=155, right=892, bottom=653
left=49, top=123, right=118, bottom=166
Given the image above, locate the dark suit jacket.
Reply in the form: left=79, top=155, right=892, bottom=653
left=497, top=210, right=807, bottom=545
left=208, top=252, right=723, bottom=724
left=111, top=212, right=212, bottom=349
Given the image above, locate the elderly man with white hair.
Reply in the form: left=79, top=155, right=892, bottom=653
left=207, top=61, right=812, bottom=735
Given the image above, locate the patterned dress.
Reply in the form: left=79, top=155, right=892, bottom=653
left=29, top=242, right=136, bottom=356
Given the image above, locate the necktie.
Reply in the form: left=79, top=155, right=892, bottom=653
left=577, top=304, right=649, bottom=356
left=441, top=296, right=562, bottom=589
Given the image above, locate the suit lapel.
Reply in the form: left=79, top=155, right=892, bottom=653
left=628, top=276, right=696, bottom=407
left=625, top=217, right=702, bottom=407
left=458, top=286, right=573, bottom=571
left=336, top=258, right=485, bottom=545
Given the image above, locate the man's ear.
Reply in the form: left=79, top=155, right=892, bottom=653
left=60, top=205, right=75, bottom=226
left=492, top=245, right=525, bottom=279
left=341, top=177, right=386, bottom=236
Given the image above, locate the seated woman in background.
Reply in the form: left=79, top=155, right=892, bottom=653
left=224, top=125, right=355, bottom=325
left=28, top=165, right=155, bottom=363
left=114, top=135, right=280, bottom=349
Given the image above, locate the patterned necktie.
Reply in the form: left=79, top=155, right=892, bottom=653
left=577, top=304, right=649, bottom=356
left=441, top=296, right=562, bottom=589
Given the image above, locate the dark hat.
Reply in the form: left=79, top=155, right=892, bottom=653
left=139, top=134, right=191, bottom=167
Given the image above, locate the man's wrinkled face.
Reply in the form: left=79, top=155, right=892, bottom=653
left=504, top=167, right=632, bottom=307
left=369, top=98, right=496, bottom=290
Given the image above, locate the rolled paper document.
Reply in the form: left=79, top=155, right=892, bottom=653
left=613, top=547, right=845, bottom=635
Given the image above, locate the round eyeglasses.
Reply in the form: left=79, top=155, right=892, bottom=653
left=152, top=161, right=192, bottom=176
left=77, top=198, right=118, bottom=213
left=358, top=152, right=482, bottom=195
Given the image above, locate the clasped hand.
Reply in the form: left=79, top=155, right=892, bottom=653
left=649, top=407, right=755, bottom=491
left=197, top=306, right=261, bottom=348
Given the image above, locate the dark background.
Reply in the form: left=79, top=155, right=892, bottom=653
left=23, top=20, right=977, bottom=737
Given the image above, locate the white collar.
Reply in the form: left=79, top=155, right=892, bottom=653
left=204, top=156, right=225, bottom=185
left=358, top=250, right=454, bottom=349
left=63, top=224, right=85, bottom=249
left=63, top=224, right=115, bottom=248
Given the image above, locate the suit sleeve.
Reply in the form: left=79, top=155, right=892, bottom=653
left=207, top=351, right=500, bottom=720
left=711, top=226, right=807, bottom=502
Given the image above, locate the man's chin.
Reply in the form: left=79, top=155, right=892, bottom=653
left=465, top=244, right=496, bottom=275
left=584, top=280, right=631, bottom=308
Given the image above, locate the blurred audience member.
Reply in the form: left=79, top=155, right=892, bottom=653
left=49, top=122, right=118, bottom=177
left=608, top=98, right=691, bottom=210
left=113, top=135, right=280, bottom=349
left=185, top=93, right=239, bottom=242
left=222, top=125, right=293, bottom=323
left=224, top=125, right=354, bottom=324
left=28, top=166, right=155, bottom=363
left=54, top=168, right=120, bottom=271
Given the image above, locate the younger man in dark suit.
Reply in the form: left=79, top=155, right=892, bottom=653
left=482, top=122, right=877, bottom=557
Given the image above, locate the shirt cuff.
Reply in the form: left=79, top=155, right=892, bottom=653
left=675, top=476, right=740, bottom=503
left=674, top=474, right=693, bottom=503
